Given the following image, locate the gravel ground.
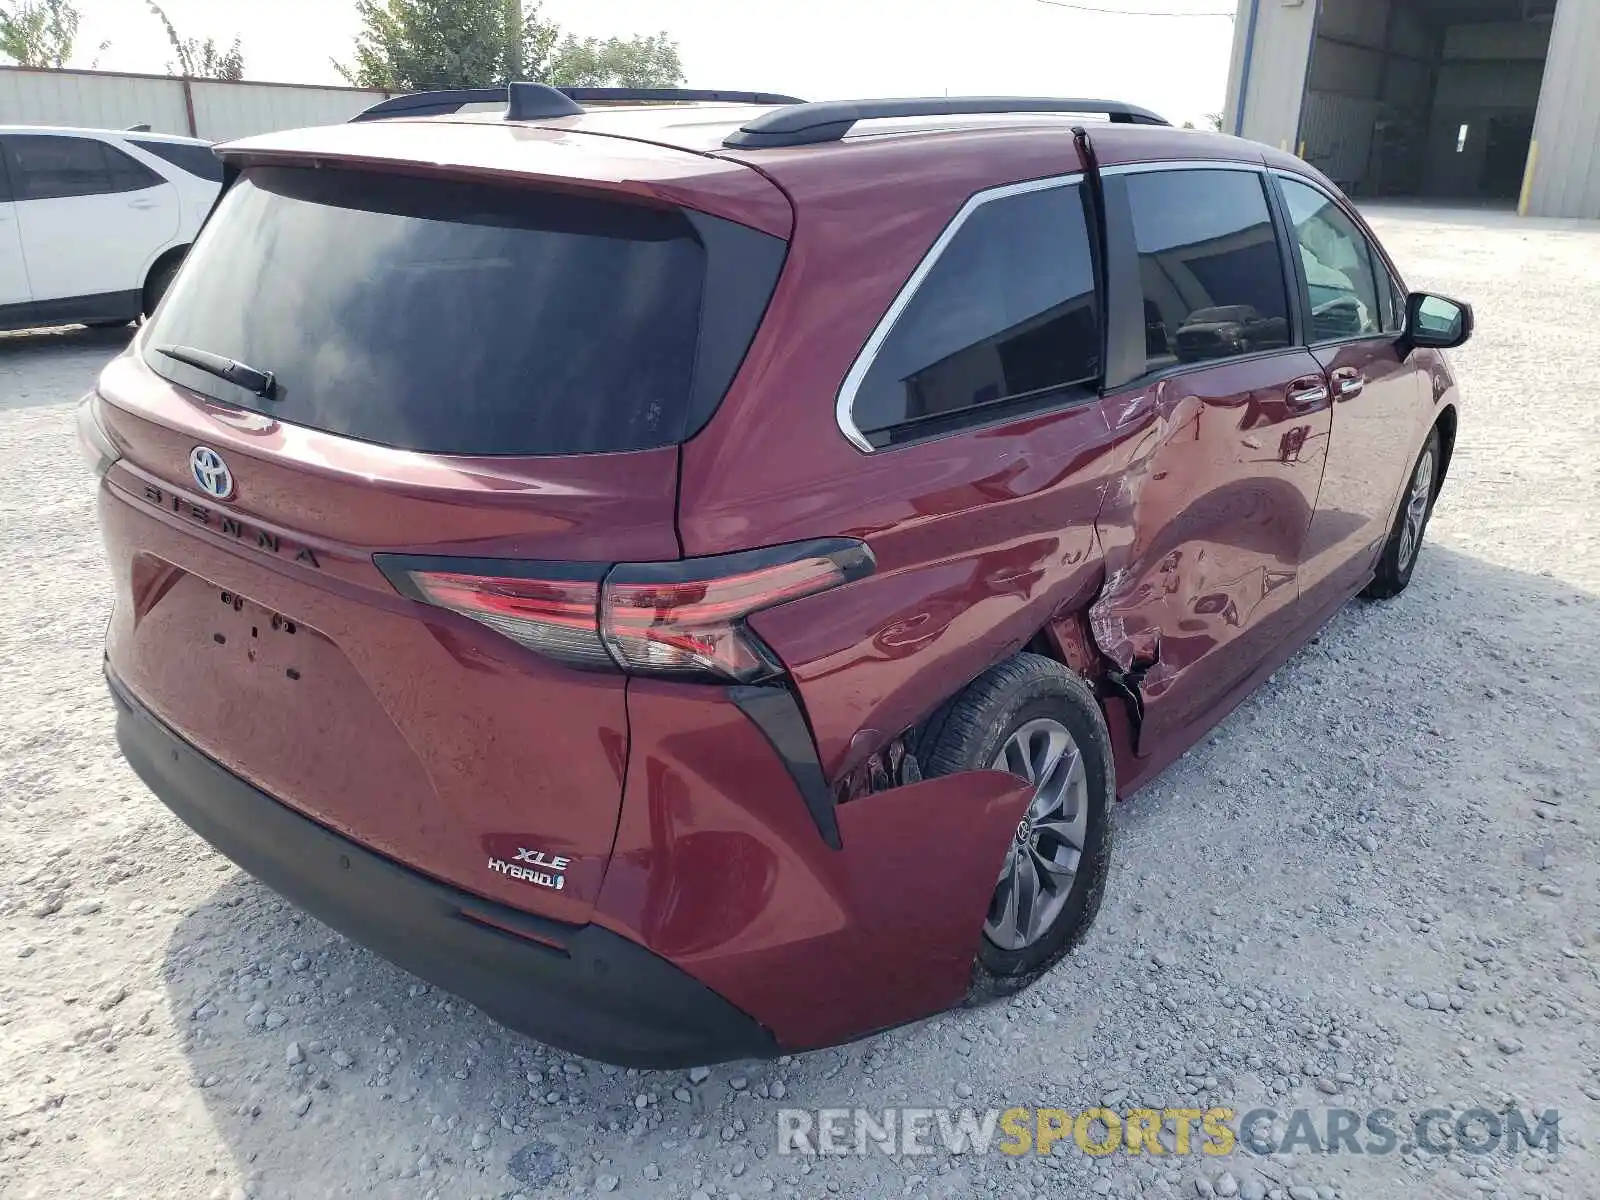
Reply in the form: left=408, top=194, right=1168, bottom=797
left=1, top=209, right=1597, bottom=1200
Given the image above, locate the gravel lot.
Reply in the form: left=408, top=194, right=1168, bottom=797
left=2, top=208, right=1597, bottom=1200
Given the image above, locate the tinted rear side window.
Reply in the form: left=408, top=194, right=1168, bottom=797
left=131, top=138, right=223, bottom=182
left=8, top=135, right=112, bottom=200
left=103, top=142, right=165, bottom=192
left=145, top=167, right=782, bottom=456
left=851, top=182, right=1100, bottom=444
left=1125, top=169, right=1291, bottom=374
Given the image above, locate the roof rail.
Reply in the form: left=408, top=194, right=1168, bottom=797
left=352, top=86, right=505, bottom=122
left=558, top=88, right=806, bottom=106
left=351, top=83, right=804, bottom=124
left=721, top=97, right=1170, bottom=149
left=351, top=83, right=581, bottom=122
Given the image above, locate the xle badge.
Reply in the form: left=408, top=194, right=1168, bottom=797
left=487, top=847, right=571, bottom=891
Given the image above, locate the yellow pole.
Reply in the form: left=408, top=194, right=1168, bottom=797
left=1518, top=140, right=1540, bottom=217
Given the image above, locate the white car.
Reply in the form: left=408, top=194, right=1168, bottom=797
left=0, top=126, right=222, bottom=333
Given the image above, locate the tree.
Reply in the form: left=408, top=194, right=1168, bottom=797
left=336, top=0, right=682, bottom=92
left=548, top=32, right=682, bottom=89
left=0, top=0, right=80, bottom=68
left=145, top=2, right=244, bottom=80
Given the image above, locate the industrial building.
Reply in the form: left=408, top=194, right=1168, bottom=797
left=1223, top=0, right=1600, bottom=218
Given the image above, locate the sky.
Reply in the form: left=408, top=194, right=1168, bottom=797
left=64, top=0, right=1239, bottom=129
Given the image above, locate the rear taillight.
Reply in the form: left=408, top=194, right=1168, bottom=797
left=76, top=393, right=121, bottom=480
left=405, top=571, right=612, bottom=669
left=379, top=540, right=873, bottom=683
left=601, top=553, right=853, bottom=680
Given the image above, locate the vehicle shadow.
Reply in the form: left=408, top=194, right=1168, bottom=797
left=0, top=323, right=134, bottom=356
left=160, top=542, right=1597, bottom=1198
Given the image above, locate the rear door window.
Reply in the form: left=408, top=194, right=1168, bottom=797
left=1125, top=169, right=1292, bottom=373
left=144, top=167, right=781, bottom=456
left=850, top=182, right=1100, bottom=445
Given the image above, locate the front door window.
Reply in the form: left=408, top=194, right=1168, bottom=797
left=1279, top=177, right=1383, bottom=342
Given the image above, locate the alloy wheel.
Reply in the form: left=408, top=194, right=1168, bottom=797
left=984, top=717, right=1090, bottom=951
left=1398, top=449, right=1434, bottom=571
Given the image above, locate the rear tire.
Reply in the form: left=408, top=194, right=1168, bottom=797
left=143, top=255, right=183, bottom=320
left=1363, top=428, right=1441, bottom=600
left=917, top=653, right=1114, bottom=1001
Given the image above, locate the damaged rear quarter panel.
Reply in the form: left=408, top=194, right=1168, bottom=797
left=595, top=679, right=1034, bottom=1049
left=746, top=401, right=1123, bottom=784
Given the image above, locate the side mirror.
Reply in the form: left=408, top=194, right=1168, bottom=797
left=1403, top=292, right=1474, bottom=352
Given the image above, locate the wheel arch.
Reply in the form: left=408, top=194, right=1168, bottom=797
left=1433, top=403, right=1458, bottom=495
left=830, top=600, right=1119, bottom=806
left=142, top=243, right=190, bottom=317
left=906, top=606, right=1119, bottom=774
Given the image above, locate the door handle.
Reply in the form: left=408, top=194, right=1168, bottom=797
left=128, top=198, right=158, bottom=210
left=1332, top=369, right=1366, bottom=399
left=1286, top=378, right=1330, bottom=408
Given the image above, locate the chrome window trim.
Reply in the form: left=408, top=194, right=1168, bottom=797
left=1100, top=158, right=1267, bottom=177
left=834, top=170, right=1086, bottom=454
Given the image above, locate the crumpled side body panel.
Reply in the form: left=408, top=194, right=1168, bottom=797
left=1086, top=355, right=1333, bottom=760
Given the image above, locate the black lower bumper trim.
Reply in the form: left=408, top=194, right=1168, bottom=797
left=108, top=671, right=777, bottom=1068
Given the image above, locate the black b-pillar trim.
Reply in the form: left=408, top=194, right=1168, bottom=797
left=728, top=685, right=842, bottom=850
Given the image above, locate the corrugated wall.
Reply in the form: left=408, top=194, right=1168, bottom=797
left=189, top=81, right=384, bottom=142
left=0, top=67, right=385, bottom=142
left=0, top=67, right=189, bottom=133
left=1299, top=91, right=1381, bottom=189
left=1526, top=0, right=1600, bottom=218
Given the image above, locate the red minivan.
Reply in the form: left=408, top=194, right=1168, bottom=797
left=81, top=85, right=1472, bottom=1066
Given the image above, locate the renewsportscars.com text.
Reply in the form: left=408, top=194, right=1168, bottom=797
left=776, top=1106, right=1561, bottom=1159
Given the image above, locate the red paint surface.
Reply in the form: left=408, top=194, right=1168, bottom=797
left=222, top=119, right=795, bottom=238
left=597, top=681, right=1033, bottom=1049
left=94, top=349, right=670, bottom=925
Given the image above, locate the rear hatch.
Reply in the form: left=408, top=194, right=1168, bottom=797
left=94, top=123, right=789, bottom=923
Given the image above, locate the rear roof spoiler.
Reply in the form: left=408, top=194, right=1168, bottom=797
left=351, top=83, right=807, bottom=123
left=722, top=97, right=1170, bottom=149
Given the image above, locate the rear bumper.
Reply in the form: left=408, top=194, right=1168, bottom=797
left=108, top=669, right=777, bottom=1068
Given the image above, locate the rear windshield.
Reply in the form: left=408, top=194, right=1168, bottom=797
left=145, top=166, right=781, bottom=455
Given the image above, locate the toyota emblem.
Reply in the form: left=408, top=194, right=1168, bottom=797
left=189, top=446, right=235, bottom=500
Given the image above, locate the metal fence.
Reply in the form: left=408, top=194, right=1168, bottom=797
left=0, top=66, right=388, bottom=141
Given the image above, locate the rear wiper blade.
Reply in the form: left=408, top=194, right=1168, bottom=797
left=154, top=343, right=277, bottom=399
